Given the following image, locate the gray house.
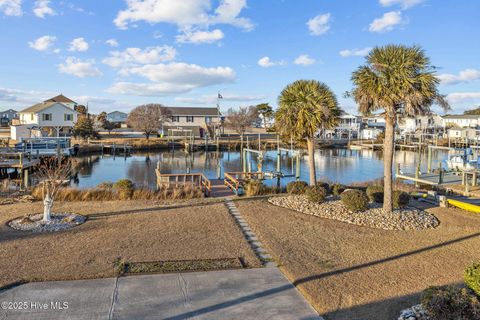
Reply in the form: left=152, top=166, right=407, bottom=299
left=107, top=111, right=128, bottom=124
left=0, top=109, right=18, bottom=126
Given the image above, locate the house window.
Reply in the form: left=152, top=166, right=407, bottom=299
left=30, top=113, right=34, bottom=120
left=64, top=114, right=73, bottom=121
left=42, top=113, right=52, bottom=121
left=205, top=116, right=212, bottom=124
left=186, top=116, right=194, bottom=123
left=171, top=116, right=180, bottom=122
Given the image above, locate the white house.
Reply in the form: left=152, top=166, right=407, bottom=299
left=442, top=114, right=480, bottom=128
left=164, top=107, right=221, bottom=138
left=360, top=127, right=383, bottom=140
left=107, top=111, right=128, bottom=123
left=44, top=94, right=78, bottom=110
left=400, top=114, right=443, bottom=134
left=13, top=101, right=79, bottom=139
left=362, top=115, right=386, bottom=128
left=447, top=128, right=478, bottom=139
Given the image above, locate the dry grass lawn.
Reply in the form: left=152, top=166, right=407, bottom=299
left=237, top=199, right=480, bottom=320
left=0, top=200, right=260, bottom=288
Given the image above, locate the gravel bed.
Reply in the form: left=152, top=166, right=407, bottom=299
left=398, top=304, right=429, bottom=320
left=8, top=213, right=86, bottom=232
left=268, top=195, right=439, bottom=230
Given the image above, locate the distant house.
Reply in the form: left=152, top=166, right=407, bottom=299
left=107, top=111, right=128, bottom=124
left=362, top=115, right=386, bottom=128
left=12, top=101, right=79, bottom=139
left=447, top=128, right=478, bottom=139
left=0, top=109, right=18, bottom=126
left=360, top=127, right=383, bottom=140
left=442, top=114, right=480, bottom=129
left=400, top=114, right=443, bottom=134
left=164, top=107, right=221, bottom=138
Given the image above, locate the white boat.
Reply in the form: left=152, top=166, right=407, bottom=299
left=446, top=155, right=477, bottom=171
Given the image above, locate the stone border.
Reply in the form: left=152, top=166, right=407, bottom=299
left=225, top=199, right=276, bottom=267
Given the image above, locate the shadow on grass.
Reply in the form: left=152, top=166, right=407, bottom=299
left=149, top=233, right=480, bottom=320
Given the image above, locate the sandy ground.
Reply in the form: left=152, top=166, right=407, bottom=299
left=0, top=200, right=260, bottom=288
left=237, top=199, right=480, bottom=320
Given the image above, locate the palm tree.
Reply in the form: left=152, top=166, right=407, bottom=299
left=276, top=80, right=340, bottom=186
left=350, top=45, right=448, bottom=213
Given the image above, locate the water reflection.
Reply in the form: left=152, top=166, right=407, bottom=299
left=71, top=148, right=450, bottom=189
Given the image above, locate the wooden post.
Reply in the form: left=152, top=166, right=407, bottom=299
left=415, top=164, right=420, bottom=188
left=276, top=135, right=281, bottom=173
left=427, top=146, right=432, bottom=173
left=438, top=162, right=443, bottom=184
left=23, top=168, right=29, bottom=189
left=242, top=149, right=247, bottom=173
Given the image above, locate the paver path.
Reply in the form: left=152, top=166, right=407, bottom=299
left=0, top=268, right=321, bottom=320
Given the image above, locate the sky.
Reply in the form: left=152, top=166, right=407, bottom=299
left=0, top=0, right=479, bottom=115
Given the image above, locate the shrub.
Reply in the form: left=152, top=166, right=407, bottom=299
left=97, top=181, right=113, bottom=189
left=341, top=190, right=369, bottom=212
left=332, top=183, right=346, bottom=196
left=465, top=263, right=480, bottom=296
left=366, top=185, right=384, bottom=203
left=316, top=181, right=330, bottom=193
left=305, top=185, right=327, bottom=204
left=421, top=286, right=480, bottom=320
left=393, top=190, right=411, bottom=208
left=286, top=181, right=308, bottom=195
left=244, top=180, right=267, bottom=197
left=113, top=179, right=134, bottom=199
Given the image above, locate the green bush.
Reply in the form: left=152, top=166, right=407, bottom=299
left=465, top=263, right=480, bottom=296
left=305, top=185, right=327, bottom=204
left=366, top=185, right=384, bottom=203
left=316, top=181, right=330, bottom=193
left=393, top=190, right=411, bottom=208
left=244, top=180, right=266, bottom=197
left=286, top=181, right=308, bottom=195
left=340, top=190, right=369, bottom=212
left=332, top=183, right=346, bottom=196
left=113, top=179, right=134, bottom=199
left=421, top=286, right=480, bottom=320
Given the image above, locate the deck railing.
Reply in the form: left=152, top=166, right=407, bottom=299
left=155, top=171, right=212, bottom=196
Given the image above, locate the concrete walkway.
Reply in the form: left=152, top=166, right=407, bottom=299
left=0, top=268, right=321, bottom=320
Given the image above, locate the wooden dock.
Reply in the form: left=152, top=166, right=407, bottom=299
left=396, top=172, right=463, bottom=186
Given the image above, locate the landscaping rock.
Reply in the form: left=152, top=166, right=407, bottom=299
left=9, top=213, right=86, bottom=232
left=398, top=304, right=429, bottom=320
left=268, top=195, right=439, bottom=231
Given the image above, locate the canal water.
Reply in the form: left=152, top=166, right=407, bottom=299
left=70, top=148, right=451, bottom=189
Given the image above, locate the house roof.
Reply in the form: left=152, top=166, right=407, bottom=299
left=20, top=102, right=78, bottom=114
left=167, top=107, right=219, bottom=116
left=44, top=94, right=77, bottom=104
left=443, top=114, right=480, bottom=119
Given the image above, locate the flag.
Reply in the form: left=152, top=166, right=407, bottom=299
left=218, top=93, right=223, bottom=99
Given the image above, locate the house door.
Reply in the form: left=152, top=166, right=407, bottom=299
left=199, top=128, right=204, bottom=138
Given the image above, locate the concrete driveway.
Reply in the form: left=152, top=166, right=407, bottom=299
left=0, top=267, right=321, bottom=320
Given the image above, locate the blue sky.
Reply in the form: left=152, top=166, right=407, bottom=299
left=0, top=0, right=479, bottom=114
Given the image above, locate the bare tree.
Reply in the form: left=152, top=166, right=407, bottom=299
left=127, top=104, right=171, bottom=139
left=225, top=106, right=258, bottom=148
left=36, top=157, right=72, bottom=222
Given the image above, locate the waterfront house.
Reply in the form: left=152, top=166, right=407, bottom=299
left=0, top=109, right=18, bottom=126
left=360, top=127, right=383, bottom=140
left=399, top=114, right=443, bottom=134
left=164, top=107, right=221, bottom=138
left=12, top=101, right=79, bottom=140
left=442, top=114, right=480, bottom=129
left=361, top=114, right=386, bottom=128
left=447, top=128, right=478, bottom=140
left=107, top=111, right=128, bottom=124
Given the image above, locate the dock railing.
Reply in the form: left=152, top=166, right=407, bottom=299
left=224, top=172, right=264, bottom=194
left=155, top=171, right=212, bottom=196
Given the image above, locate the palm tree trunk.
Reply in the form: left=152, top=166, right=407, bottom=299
left=383, top=116, right=396, bottom=213
left=306, top=137, right=316, bottom=186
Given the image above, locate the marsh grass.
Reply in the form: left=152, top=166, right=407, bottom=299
left=31, top=183, right=204, bottom=201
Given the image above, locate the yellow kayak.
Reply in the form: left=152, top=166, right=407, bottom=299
left=447, top=199, right=480, bottom=213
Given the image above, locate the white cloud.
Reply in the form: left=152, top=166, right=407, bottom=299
left=68, top=37, right=89, bottom=52
left=0, top=0, right=22, bottom=16
left=379, top=0, right=424, bottom=9
left=28, top=35, right=56, bottom=51
left=105, top=39, right=119, bottom=47
left=108, top=62, right=235, bottom=96
left=307, top=13, right=331, bottom=36
left=33, top=0, right=56, bottom=18
left=257, top=56, right=285, bottom=68
left=446, top=92, right=480, bottom=104
left=438, top=69, right=480, bottom=86
left=0, top=87, right=54, bottom=105
left=58, top=57, right=102, bottom=78
left=176, top=29, right=224, bottom=44
left=114, top=0, right=253, bottom=31
left=103, top=46, right=176, bottom=69
left=369, top=11, right=405, bottom=33
left=175, top=93, right=266, bottom=104
left=294, top=54, right=315, bottom=66
left=340, top=47, right=372, bottom=57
